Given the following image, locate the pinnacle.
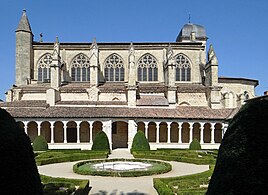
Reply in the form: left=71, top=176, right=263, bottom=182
left=16, top=10, right=32, bottom=33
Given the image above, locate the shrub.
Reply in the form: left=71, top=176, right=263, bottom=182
left=153, top=178, right=174, bottom=195
left=32, top=135, right=48, bottom=151
left=91, top=131, right=110, bottom=151
left=0, top=108, right=43, bottom=194
left=189, top=138, right=201, bottom=150
left=131, top=130, right=150, bottom=151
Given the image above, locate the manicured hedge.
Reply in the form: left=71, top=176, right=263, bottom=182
left=153, top=178, right=173, bottom=195
left=73, top=158, right=172, bottom=177
left=189, top=138, right=201, bottom=150
left=32, top=135, right=48, bottom=151
left=91, top=131, right=110, bottom=151
left=131, top=130, right=150, bottom=151
left=36, top=150, right=109, bottom=166
left=43, top=182, right=75, bottom=195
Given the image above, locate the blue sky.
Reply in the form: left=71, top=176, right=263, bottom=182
left=0, top=0, right=267, bottom=101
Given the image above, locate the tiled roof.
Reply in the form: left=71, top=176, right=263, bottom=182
left=3, top=104, right=237, bottom=120
left=0, top=100, right=48, bottom=108
left=137, top=95, right=169, bottom=106
left=56, top=101, right=127, bottom=106
left=138, top=83, right=166, bottom=93
left=176, top=83, right=207, bottom=93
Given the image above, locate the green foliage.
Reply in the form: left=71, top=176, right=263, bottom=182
left=153, top=179, right=174, bottom=195
left=91, top=131, right=110, bottom=151
left=43, top=182, right=75, bottom=195
left=131, top=130, right=150, bottom=151
left=0, top=108, right=43, bottom=194
left=73, top=159, right=171, bottom=177
left=35, top=150, right=109, bottom=166
left=32, top=135, right=48, bottom=151
left=189, top=138, right=201, bottom=150
left=133, top=149, right=217, bottom=165
left=154, top=166, right=214, bottom=195
left=41, top=175, right=91, bottom=195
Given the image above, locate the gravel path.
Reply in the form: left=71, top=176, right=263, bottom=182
left=38, top=149, right=209, bottom=195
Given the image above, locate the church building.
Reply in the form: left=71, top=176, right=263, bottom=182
left=1, top=10, right=258, bottom=150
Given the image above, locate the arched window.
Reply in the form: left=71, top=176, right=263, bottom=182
left=37, top=54, right=52, bottom=82
left=71, top=54, right=90, bottom=82
left=175, top=54, right=191, bottom=81
left=137, top=54, right=158, bottom=81
left=104, top=54, right=124, bottom=81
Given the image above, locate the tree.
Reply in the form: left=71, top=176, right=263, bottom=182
left=32, top=135, right=48, bottom=151
left=0, top=108, right=43, bottom=194
left=131, top=130, right=150, bottom=151
left=91, top=131, right=110, bottom=151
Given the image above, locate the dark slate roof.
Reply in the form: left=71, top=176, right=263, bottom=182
left=2, top=103, right=237, bottom=120
left=137, top=95, right=169, bottom=106
left=16, top=10, right=32, bottom=33
left=176, top=23, right=206, bottom=42
left=218, top=77, right=259, bottom=87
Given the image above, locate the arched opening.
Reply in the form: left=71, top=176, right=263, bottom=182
left=137, top=122, right=145, bottom=135
left=27, top=121, right=38, bottom=142
left=112, top=121, right=128, bottom=149
left=215, top=123, right=223, bottom=143
left=93, top=121, right=102, bottom=140
left=148, top=122, right=156, bottom=142
left=170, top=122, right=178, bottom=143
left=54, top=121, right=63, bottom=143
left=67, top=121, right=77, bottom=143
left=204, top=123, right=211, bottom=143
left=80, top=121, right=90, bottom=142
left=159, top=122, right=167, bottom=142
left=17, top=121, right=24, bottom=129
left=41, top=121, right=51, bottom=143
left=193, top=123, right=201, bottom=142
left=182, top=122, right=190, bottom=143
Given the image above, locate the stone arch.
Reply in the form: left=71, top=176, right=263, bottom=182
left=40, top=121, right=51, bottom=143
left=215, top=123, right=223, bottom=143
left=137, top=121, right=145, bottom=135
left=54, top=121, right=64, bottom=143
left=67, top=121, right=77, bottom=143
left=179, top=101, right=191, bottom=106
left=93, top=121, right=103, bottom=140
left=204, top=123, right=211, bottom=143
left=112, top=121, right=128, bottom=149
left=27, top=121, right=38, bottom=142
left=193, top=123, right=201, bottom=142
left=159, top=122, right=167, bottom=142
left=17, top=121, right=24, bottom=129
left=148, top=122, right=156, bottom=142
left=80, top=121, right=90, bottom=142
left=170, top=122, right=179, bottom=143
left=182, top=122, right=190, bottom=143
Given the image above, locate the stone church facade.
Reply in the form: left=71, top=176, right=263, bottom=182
left=1, top=11, right=258, bottom=150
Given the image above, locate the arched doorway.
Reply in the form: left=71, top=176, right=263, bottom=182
left=112, top=121, right=128, bottom=149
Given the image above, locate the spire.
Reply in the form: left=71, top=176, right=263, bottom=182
left=16, top=9, right=32, bottom=33
left=208, top=44, right=218, bottom=65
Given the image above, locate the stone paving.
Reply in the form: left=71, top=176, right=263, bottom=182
left=38, top=149, right=209, bottom=195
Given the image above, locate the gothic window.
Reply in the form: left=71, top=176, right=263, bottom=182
left=137, top=54, right=158, bottom=81
left=71, top=54, right=90, bottom=82
left=104, top=54, right=124, bottom=81
left=37, top=54, right=52, bottom=82
left=175, top=54, right=191, bottom=81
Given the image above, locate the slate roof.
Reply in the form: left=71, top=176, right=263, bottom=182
left=16, top=10, right=32, bottom=33
left=137, top=95, right=169, bottom=106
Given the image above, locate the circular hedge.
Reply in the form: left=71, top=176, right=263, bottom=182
left=73, top=158, right=172, bottom=177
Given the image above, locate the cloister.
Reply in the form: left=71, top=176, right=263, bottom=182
left=17, top=119, right=228, bottom=150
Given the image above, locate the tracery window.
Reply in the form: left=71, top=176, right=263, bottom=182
left=137, top=54, right=158, bottom=81
left=175, top=54, right=191, bottom=81
left=71, top=54, right=90, bottom=82
left=104, top=54, right=124, bottom=81
left=37, top=54, right=52, bottom=82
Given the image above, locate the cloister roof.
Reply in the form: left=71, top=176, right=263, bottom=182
left=1, top=101, right=238, bottom=120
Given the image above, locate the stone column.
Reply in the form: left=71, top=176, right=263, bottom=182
left=178, top=122, right=182, bottom=143
left=222, top=123, right=228, bottom=139
left=63, top=121, right=68, bottom=143
left=156, top=122, right=160, bottom=143
left=189, top=122, right=194, bottom=143
left=200, top=123, right=204, bottom=144
left=37, top=121, right=41, bottom=136
left=102, top=120, right=112, bottom=149
left=22, top=121, right=28, bottom=135
left=144, top=122, right=149, bottom=139
left=50, top=121, right=55, bottom=144
left=76, top=121, right=81, bottom=144
left=89, top=121, right=93, bottom=144
left=167, top=122, right=171, bottom=143
left=128, top=120, right=137, bottom=149
left=211, top=123, right=215, bottom=144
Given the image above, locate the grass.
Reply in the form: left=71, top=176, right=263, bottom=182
left=35, top=149, right=109, bottom=165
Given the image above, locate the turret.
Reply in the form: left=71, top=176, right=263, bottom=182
left=15, top=10, right=33, bottom=86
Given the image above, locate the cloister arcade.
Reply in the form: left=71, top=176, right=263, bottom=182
left=17, top=119, right=228, bottom=150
